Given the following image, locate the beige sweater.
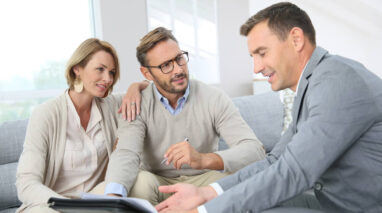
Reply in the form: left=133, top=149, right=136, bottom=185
left=106, top=80, right=265, bottom=192
left=16, top=92, right=122, bottom=211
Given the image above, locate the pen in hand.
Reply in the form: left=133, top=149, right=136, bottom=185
left=161, top=137, right=189, bottom=165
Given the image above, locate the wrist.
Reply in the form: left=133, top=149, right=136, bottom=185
left=107, top=193, right=122, bottom=197
left=200, top=186, right=217, bottom=203
left=200, top=153, right=223, bottom=170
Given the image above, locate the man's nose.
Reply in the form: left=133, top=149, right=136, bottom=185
left=253, top=58, right=265, bottom=74
left=172, top=60, right=184, bottom=74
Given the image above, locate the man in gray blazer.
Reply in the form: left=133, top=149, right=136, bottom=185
left=155, top=2, right=382, bottom=213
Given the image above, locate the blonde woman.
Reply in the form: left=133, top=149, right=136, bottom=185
left=16, top=38, right=147, bottom=212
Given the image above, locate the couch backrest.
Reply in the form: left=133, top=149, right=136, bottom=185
left=221, top=91, right=283, bottom=153
left=0, top=119, right=28, bottom=210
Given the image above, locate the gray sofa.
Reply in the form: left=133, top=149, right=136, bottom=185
left=0, top=119, right=27, bottom=213
left=0, top=91, right=283, bottom=213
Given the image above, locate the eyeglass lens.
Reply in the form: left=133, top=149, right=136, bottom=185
left=161, top=52, right=188, bottom=73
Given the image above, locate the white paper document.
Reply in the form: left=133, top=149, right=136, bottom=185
left=81, top=193, right=157, bottom=213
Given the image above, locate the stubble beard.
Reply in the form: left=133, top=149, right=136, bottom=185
left=156, top=73, right=189, bottom=94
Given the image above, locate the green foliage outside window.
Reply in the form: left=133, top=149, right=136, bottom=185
left=0, top=60, right=67, bottom=123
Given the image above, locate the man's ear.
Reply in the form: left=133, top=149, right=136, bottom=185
left=140, top=67, right=153, bottom=81
left=290, top=27, right=305, bottom=52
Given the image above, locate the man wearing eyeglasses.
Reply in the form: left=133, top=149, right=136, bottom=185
left=103, top=27, right=266, bottom=205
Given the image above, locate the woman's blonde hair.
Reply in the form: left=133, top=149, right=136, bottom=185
left=65, top=38, right=120, bottom=96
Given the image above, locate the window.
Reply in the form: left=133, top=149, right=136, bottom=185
left=147, top=0, right=219, bottom=84
left=0, top=0, right=93, bottom=123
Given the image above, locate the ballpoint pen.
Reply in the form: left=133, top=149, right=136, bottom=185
left=161, top=137, right=189, bottom=165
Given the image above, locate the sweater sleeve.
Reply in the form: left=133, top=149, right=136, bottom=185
left=213, top=91, right=266, bottom=172
left=16, top=104, right=65, bottom=207
left=105, top=113, right=146, bottom=193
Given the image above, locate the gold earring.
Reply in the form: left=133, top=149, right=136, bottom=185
left=74, top=78, right=83, bottom=93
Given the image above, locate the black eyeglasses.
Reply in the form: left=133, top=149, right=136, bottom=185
left=145, top=51, right=189, bottom=74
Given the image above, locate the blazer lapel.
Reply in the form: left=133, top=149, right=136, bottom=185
left=292, top=47, right=328, bottom=133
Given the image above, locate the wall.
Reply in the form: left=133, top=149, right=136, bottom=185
left=93, top=0, right=148, bottom=93
left=215, top=0, right=253, bottom=97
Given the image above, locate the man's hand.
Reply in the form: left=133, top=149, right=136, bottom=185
left=164, top=141, right=224, bottom=170
left=155, top=183, right=217, bottom=213
left=118, top=80, right=149, bottom=122
left=164, top=140, right=203, bottom=169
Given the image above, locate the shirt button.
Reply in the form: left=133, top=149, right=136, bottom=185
left=314, top=182, right=323, bottom=191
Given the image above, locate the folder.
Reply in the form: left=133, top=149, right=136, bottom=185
left=48, top=196, right=157, bottom=213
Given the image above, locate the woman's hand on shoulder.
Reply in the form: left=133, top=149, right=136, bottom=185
left=118, top=80, right=150, bottom=122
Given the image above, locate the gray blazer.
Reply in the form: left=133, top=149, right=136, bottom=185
left=204, top=47, right=382, bottom=212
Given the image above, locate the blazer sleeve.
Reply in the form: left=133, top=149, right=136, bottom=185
left=204, top=69, right=377, bottom=212
left=213, top=91, right=266, bottom=172
left=216, top=125, right=293, bottom=191
left=16, top=105, right=65, bottom=207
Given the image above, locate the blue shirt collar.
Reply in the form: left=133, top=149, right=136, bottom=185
left=153, top=83, right=190, bottom=115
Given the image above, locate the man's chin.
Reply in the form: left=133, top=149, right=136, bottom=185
left=271, top=84, right=283, bottom=91
left=172, top=87, right=187, bottom=94
left=171, top=81, right=188, bottom=92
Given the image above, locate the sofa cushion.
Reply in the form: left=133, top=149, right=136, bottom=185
left=0, top=208, right=18, bottom=213
left=0, top=162, right=21, bottom=210
left=0, top=119, right=28, bottom=164
left=0, top=119, right=27, bottom=210
left=232, top=92, right=283, bottom=152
